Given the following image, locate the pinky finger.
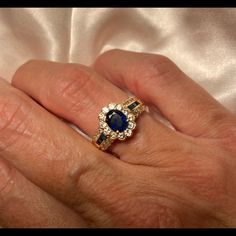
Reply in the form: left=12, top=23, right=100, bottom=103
left=0, top=158, right=86, bottom=228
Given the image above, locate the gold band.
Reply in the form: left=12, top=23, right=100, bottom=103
left=92, top=97, right=145, bottom=151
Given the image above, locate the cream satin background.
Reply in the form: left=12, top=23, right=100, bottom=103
left=0, top=8, right=235, bottom=114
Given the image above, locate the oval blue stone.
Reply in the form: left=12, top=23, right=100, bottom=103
left=106, top=110, right=128, bottom=132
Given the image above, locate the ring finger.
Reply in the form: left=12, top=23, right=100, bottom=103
left=12, top=60, right=179, bottom=165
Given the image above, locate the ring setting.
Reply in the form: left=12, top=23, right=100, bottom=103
left=93, top=97, right=144, bottom=151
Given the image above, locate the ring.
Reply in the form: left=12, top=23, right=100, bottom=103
left=92, top=97, right=145, bottom=151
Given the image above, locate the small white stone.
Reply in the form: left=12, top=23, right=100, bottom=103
left=116, top=104, right=122, bottom=110
left=98, top=113, right=105, bottom=121
left=108, top=103, right=116, bottom=109
left=128, top=122, right=136, bottom=129
left=110, top=132, right=117, bottom=139
left=118, top=132, right=126, bottom=140
left=123, top=109, right=129, bottom=115
left=102, top=107, right=109, bottom=114
left=104, top=127, right=111, bottom=135
left=128, top=113, right=135, bottom=121
left=100, top=122, right=107, bottom=128
left=125, top=129, right=132, bottom=137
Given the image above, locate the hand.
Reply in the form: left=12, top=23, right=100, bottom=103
left=0, top=49, right=236, bottom=227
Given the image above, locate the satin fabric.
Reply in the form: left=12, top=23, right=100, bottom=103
left=0, top=8, right=235, bottom=114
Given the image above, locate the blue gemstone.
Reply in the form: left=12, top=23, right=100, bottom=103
left=106, top=110, right=128, bottom=132
left=96, top=133, right=107, bottom=145
left=128, top=101, right=140, bottom=110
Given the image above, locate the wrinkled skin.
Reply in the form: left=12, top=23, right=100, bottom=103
left=0, top=50, right=236, bottom=227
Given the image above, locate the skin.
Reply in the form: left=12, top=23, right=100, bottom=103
left=0, top=49, right=235, bottom=227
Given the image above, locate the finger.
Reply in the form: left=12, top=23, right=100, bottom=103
left=11, top=60, right=181, bottom=165
left=93, top=49, right=236, bottom=138
left=0, top=158, right=85, bottom=227
left=0, top=78, right=123, bottom=224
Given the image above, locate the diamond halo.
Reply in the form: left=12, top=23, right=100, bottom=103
left=99, top=103, right=137, bottom=141
left=93, top=98, right=144, bottom=151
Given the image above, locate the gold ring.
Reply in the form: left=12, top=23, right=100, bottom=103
left=92, top=97, right=145, bottom=151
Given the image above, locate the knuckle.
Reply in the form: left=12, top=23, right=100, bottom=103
left=140, top=54, right=180, bottom=82
left=69, top=151, right=104, bottom=190
left=95, top=49, right=124, bottom=70
left=54, top=65, right=92, bottom=97
left=0, top=91, right=30, bottom=151
left=130, top=54, right=182, bottom=94
left=68, top=150, right=120, bottom=202
left=46, top=65, right=94, bottom=113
